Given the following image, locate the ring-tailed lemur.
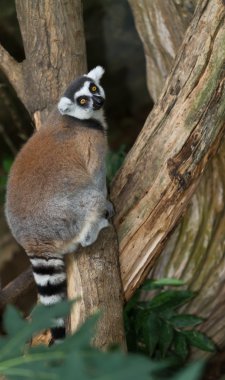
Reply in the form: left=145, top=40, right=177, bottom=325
left=5, top=66, right=113, bottom=344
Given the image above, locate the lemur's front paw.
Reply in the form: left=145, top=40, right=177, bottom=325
left=105, top=200, right=115, bottom=219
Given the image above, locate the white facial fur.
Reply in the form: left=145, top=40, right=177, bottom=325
left=58, top=66, right=106, bottom=126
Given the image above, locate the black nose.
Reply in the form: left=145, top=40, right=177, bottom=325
left=93, top=95, right=104, bottom=110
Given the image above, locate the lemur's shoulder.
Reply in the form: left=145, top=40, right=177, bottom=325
left=41, top=107, right=106, bottom=136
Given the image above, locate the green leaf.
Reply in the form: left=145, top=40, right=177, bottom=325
left=0, top=302, right=73, bottom=360
left=158, top=320, right=174, bottom=358
left=1, top=306, right=31, bottom=360
left=174, top=332, right=189, bottom=361
left=124, top=290, right=140, bottom=314
left=172, top=361, right=205, bottom=380
left=141, top=312, right=160, bottom=356
left=3, top=306, right=27, bottom=337
left=134, top=309, right=147, bottom=334
left=106, top=145, right=126, bottom=182
left=3, top=157, right=13, bottom=173
left=146, top=290, right=194, bottom=311
left=58, top=313, right=99, bottom=351
left=142, top=278, right=185, bottom=291
left=0, top=176, right=7, bottom=187
left=169, top=315, right=204, bottom=328
left=59, top=351, right=157, bottom=380
left=0, top=302, right=171, bottom=380
left=31, top=300, right=73, bottom=325
left=182, top=331, right=217, bottom=352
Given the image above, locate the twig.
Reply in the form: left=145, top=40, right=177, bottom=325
left=0, top=267, right=35, bottom=311
left=0, top=43, right=25, bottom=104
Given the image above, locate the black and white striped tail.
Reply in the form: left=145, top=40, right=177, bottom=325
left=30, top=255, right=67, bottom=344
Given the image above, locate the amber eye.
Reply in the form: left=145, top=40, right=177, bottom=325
left=79, top=98, right=87, bottom=105
left=91, top=85, right=97, bottom=92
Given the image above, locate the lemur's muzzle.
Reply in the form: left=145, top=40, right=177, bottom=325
left=93, top=95, right=104, bottom=110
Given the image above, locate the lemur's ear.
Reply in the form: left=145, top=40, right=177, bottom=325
left=58, top=97, right=74, bottom=115
left=87, top=66, right=105, bottom=83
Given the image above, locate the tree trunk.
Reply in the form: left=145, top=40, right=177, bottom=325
left=67, top=227, right=126, bottom=350
left=129, top=0, right=197, bottom=102
left=150, top=151, right=225, bottom=351
left=0, top=0, right=126, bottom=350
left=130, top=0, right=225, bottom=351
left=1, top=0, right=86, bottom=125
left=111, top=0, right=225, bottom=301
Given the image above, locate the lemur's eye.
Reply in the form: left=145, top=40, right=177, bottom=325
left=79, top=98, right=87, bottom=105
left=91, top=85, right=97, bottom=92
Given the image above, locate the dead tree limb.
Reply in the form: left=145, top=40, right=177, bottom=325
left=111, top=0, right=225, bottom=300
left=0, top=44, right=24, bottom=102
left=0, top=267, right=34, bottom=312
left=129, top=0, right=197, bottom=102
left=129, top=0, right=225, bottom=351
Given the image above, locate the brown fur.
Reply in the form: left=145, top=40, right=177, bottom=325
left=5, top=108, right=108, bottom=256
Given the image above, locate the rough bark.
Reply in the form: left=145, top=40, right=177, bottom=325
left=150, top=150, right=225, bottom=351
left=111, top=0, right=225, bottom=301
left=129, top=0, right=198, bottom=102
left=0, top=0, right=87, bottom=125
left=0, top=44, right=24, bottom=104
left=130, top=0, right=225, bottom=350
left=0, top=0, right=126, bottom=350
left=0, top=267, right=35, bottom=312
left=67, top=227, right=126, bottom=350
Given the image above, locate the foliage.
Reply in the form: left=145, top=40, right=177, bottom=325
left=0, top=156, right=13, bottom=203
left=124, top=279, right=216, bottom=365
left=0, top=301, right=206, bottom=380
left=106, top=144, right=126, bottom=183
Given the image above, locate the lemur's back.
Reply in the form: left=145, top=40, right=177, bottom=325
left=5, top=66, right=111, bottom=344
left=6, top=109, right=107, bottom=251
left=7, top=110, right=106, bottom=210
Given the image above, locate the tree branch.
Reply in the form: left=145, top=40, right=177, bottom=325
left=111, top=0, right=225, bottom=300
left=15, top=0, right=87, bottom=118
left=67, top=227, right=126, bottom=351
left=0, top=267, right=35, bottom=312
left=130, top=0, right=225, bottom=351
left=129, top=0, right=196, bottom=102
left=0, top=43, right=25, bottom=103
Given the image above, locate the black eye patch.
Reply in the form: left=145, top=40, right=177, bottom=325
left=77, top=96, right=90, bottom=107
left=89, top=83, right=100, bottom=94
left=63, top=77, right=92, bottom=101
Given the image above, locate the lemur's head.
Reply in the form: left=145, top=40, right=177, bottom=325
left=58, top=66, right=105, bottom=120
